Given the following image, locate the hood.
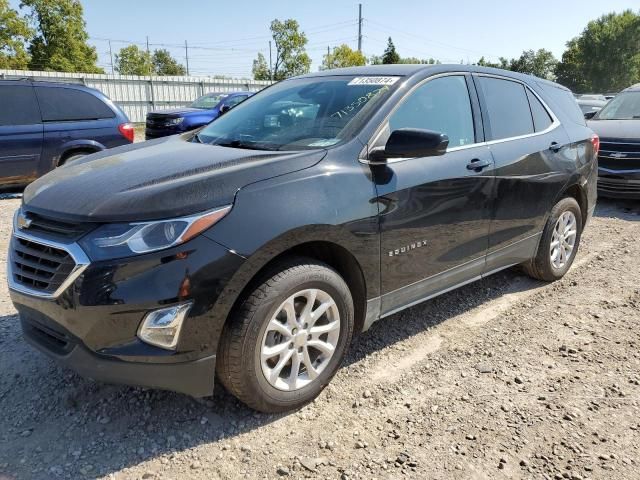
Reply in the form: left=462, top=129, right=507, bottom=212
left=23, top=136, right=326, bottom=223
left=148, top=107, right=211, bottom=117
left=588, top=119, right=640, bottom=141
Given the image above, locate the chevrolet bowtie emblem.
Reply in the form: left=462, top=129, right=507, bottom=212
left=17, top=212, right=32, bottom=230
left=610, top=152, right=627, bottom=158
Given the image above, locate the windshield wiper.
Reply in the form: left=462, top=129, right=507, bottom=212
left=216, top=140, right=277, bottom=151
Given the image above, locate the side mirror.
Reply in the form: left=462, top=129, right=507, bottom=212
left=369, top=128, right=449, bottom=163
left=584, top=110, right=597, bottom=120
left=220, top=104, right=232, bottom=115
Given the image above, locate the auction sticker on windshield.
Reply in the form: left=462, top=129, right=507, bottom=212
left=348, top=76, right=400, bottom=86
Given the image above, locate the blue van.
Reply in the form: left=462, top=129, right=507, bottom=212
left=0, top=80, right=133, bottom=188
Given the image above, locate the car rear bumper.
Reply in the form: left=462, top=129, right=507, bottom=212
left=598, top=170, right=640, bottom=199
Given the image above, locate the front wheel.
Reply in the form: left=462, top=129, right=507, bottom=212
left=524, top=197, right=583, bottom=282
left=216, top=258, right=354, bottom=412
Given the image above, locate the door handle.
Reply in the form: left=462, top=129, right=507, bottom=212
left=549, top=141, right=565, bottom=152
left=466, top=158, right=492, bottom=172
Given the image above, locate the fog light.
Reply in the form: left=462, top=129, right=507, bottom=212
left=137, top=303, right=192, bottom=350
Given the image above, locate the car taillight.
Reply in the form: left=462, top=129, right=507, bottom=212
left=118, top=123, right=135, bottom=143
left=590, top=134, right=600, bottom=155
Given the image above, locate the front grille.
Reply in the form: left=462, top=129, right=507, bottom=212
left=11, top=237, right=76, bottom=293
left=146, top=114, right=178, bottom=128
left=598, top=178, right=640, bottom=196
left=599, top=139, right=640, bottom=171
left=23, top=212, right=93, bottom=240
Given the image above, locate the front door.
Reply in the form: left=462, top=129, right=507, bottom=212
left=368, top=74, right=494, bottom=316
left=0, top=84, right=43, bottom=185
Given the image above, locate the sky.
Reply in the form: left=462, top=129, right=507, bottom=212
left=9, top=0, right=637, bottom=78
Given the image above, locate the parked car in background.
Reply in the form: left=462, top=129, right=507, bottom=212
left=0, top=80, right=134, bottom=188
left=588, top=83, right=640, bottom=198
left=8, top=65, right=598, bottom=412
left=145, top=91, right=253, bottom=139
left=578, top=98, right=608, bottom=117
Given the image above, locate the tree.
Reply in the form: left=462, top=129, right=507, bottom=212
left=253, top=19, right=310, bottom=81
left=509, top=49, right=557, bottom=79
left=252, top=52, right=270, bottom=80
left=0, top=0, right=32, bottom=69
left=115, top=45, right=152, bottom=75
left=398, top=57, right=440, bottom=65
left=20, top=0, right=102, bottom=73
left=476, top=56, right=511, bottom=69
left=382, top=37, right=400, bottom=64
left=555, top=10, right=640, bottom=92
left=152, top=49, right=186, bottom=76
left=321, top=44, right=366, bottom=70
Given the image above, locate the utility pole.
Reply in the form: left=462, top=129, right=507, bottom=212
left=108, top=40, right=114, bottom=74
left=357, top=3, right=363, bottom=53
left=185, top=40, right=190, bottom=75
left=268, top=41, right=273, bottom=81
left=327, top=46, right=331, bottom=69
left=146, top=36, right=150, bottom=55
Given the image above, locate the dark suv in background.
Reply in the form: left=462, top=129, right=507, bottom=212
left=0, top=80, right=133, bottom=188
left=8, top=65, right=598, bottom=413
left=587, top=83, right=640, bottom=198
left=145, top=91, right=253, bottom=139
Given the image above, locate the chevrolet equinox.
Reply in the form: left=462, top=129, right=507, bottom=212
left=8, top=65, right=598, bottom=412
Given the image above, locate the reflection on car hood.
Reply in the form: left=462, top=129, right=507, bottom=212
left=588, top=119, right=640, bottom=140
left=148, top=107, right=210, bottom=116
left=22, top=136, right=326, bottom=223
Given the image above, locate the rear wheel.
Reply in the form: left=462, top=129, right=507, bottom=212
left=524, top=197, right=583, bottom=281
left=217, top=258, right=354, bottom=412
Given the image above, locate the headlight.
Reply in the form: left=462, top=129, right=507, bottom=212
left=79, top=205, right=231, bottom=260
left=167, top=117, right=184, bottom=125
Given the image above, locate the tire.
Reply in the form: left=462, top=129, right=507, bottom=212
left=523, top=197, right=583, bottom=282
left=217, top=257, right=354, bottom=413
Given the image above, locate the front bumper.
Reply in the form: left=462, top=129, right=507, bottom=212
left=598, top=169, right=640, bottom=199
left=9, top=232, right=245, bottom=397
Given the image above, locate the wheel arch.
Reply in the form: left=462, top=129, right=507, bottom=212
left=560, top=182, right=588, bottom=227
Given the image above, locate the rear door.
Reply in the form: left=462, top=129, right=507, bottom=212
left=0, top=84, right=43, bottom=184
left=369, top=74, right=495, bottom=316
left=473, top=74, right=571, bottom=274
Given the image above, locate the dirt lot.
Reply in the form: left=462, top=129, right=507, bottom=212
left=0, top=197, right=639, bottom=480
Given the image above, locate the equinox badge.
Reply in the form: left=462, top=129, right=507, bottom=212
left=389, top=240, right=428, bottom=257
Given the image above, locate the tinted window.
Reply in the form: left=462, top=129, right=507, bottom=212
left=0, top=85, right=41, bottom=126
left=537, top=83, right=585, bottom=126
left=389, top=75, right=475, bottom=148
left=35, top=87, right=115, bottom=122
left=225, top=95, right=248, bottom=108
left=478, top=77, right=534, bottom=140
left=526, top=89, right=553, bottom=132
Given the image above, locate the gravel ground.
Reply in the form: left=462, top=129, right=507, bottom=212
left=0, top=197, right=639, bottom=480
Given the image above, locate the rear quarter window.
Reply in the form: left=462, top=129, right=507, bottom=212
left=35, top=86, right=116, bottom=122
left=536, top=82, right=586, bottom=126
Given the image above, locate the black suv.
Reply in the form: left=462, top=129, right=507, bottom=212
left=8, top=65, right=598, bottom=412
left=587, top=83, right=640, bottom=198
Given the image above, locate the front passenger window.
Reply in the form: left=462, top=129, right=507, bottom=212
left=388, top=76, right=475, bottom=148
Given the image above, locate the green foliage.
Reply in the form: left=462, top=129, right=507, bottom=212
left=253, top=18, right=310, bottom=81
left=321, top=44, right=366, bottom=70
left=252, top=52, right=270, bottom=80
left=0, top=0, right=32, bottom=69
left=115, top=45, right=152, bottom=75
left=20, top=0, right=102, bottom=73
left=555, top=10, right=640, bottom=93
left=382, top=37, right=400, bottom=64
left=152, top=48, right=186, bottom=76
left=476, top=50, right=557, bottom=79
left=397, top=57, right=440, bottom=65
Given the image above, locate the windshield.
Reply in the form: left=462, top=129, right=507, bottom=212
left=196, top=75, right=399, bottom=151
left=596, top=91, right=640, bottom=120
left=190, top=93, right=227, bottom=109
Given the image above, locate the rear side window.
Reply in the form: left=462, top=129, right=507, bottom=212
left=526, top=89, right=553, bottom=132
left=225, top=95, right=248, bottom=108
left=35, top=86, right=115, bottom=122
left=537, top=83, right=585, bottom=126
left=477, top=77, right=534, bottom=140
left=389, top=75, right=475, bottom=148
left=0, top=85, right=41, bottom=126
